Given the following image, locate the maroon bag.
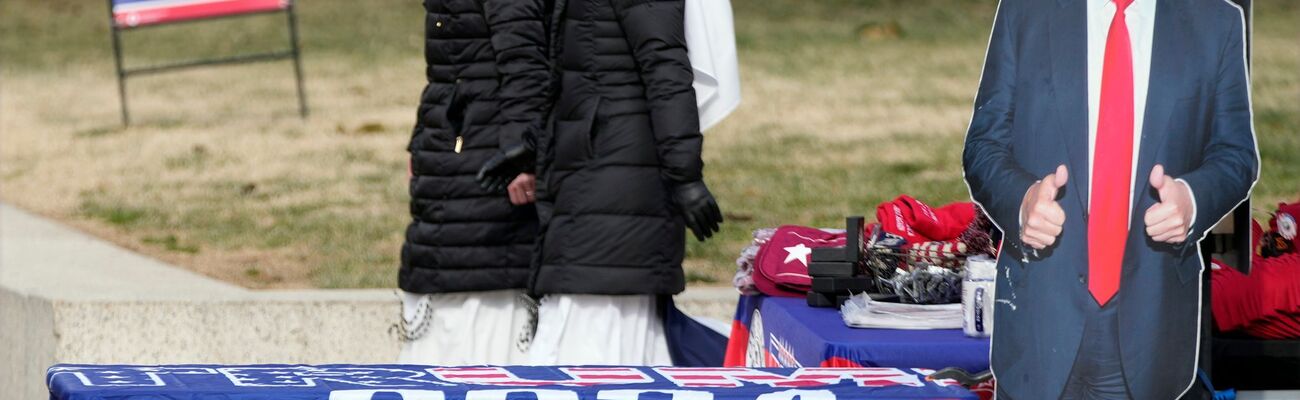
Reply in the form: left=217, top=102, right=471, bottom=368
left=753, top=226, right=846, bottom=297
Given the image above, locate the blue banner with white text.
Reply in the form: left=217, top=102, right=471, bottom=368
left=48, top=364, right=976, bottom=400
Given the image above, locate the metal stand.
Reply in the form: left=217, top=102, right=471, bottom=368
left=286, top=1, right=309, bottom=118
left=108, top=2, right=130, bottom=126
left=107, top=0, right=309, bottom=126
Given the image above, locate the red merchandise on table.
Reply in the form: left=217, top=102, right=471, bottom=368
left=870, top=196, right=993, bottom=271
left=1213, top=255, right=1300, bottom=339
left=1211, top=203, right=1300, bottom=339
left=752, top=226, right=846, bottom=297
left=876, top=195, right=977, bottom=244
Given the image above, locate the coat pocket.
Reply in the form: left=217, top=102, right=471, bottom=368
left=552, top=97, right=602, bottom=170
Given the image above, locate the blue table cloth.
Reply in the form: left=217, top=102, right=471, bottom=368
left=47, top=364, right=976, bottom=400
left=724, top=295, right=990, bottom=372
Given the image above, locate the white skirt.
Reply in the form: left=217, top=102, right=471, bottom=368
left=527, top=294, right=672, bottom=366
left=396, top=289, right=532, bottom=365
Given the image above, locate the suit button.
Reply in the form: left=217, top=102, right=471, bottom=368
left=455, top=78, right=462, bottom=84
left=1078, top=274, right=1086, bottom=284
left=435, top=21, right=443, bottom=28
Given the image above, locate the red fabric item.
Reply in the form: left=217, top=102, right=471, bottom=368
left=1212, top=253, right=1300, bottom=339
left=972, top=380, right=996, bottom=400
left=752, top=226, right=846, bottom=297
left=913, top=200, right=977, bottom=241
left=1245, top=255, right=1300, bottom=339
left=819, top=357, right=864, bottom=368
left=877, top=197, right=925, bottom=243
left=723, top=320, right=750, bottom=367
left=875, top=195, right=977, bottom=243
left=1087, top=0, right=1136, bottom=307
left=1212, top=260, right=1257, bottom=332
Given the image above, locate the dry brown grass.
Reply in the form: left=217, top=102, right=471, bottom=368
left=2, top=61, right=420, bottom=287
left=2, top=0, right=1296, bottom=288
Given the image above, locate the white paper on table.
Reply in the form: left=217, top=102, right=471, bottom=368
left=841, top=294, right=964, bottom=330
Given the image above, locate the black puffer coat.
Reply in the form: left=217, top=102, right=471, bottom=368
left=532, top=0, right=702, bottom=295
left=400, top=0, right=550, bottom=294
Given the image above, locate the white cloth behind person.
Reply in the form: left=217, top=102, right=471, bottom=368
left=397, top=289, right=531, bottom=365
left=527, top=294, right=673, bottom=365
left=687, top=0, right=741, bottom=132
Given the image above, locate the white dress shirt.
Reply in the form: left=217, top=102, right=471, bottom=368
left=1086, top=0, right=1195, bottom=232
left=1086, top=0, right=1156, bottom=217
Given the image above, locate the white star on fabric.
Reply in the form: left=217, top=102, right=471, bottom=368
left=783, top=243, right=812, bottom=267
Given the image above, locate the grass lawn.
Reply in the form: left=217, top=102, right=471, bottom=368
left=2, top=0, right=1297, bottom=289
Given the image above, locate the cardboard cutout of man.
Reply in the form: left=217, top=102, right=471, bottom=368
left=963, top=0, right=1258, bottom=398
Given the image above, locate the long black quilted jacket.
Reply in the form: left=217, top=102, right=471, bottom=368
left=399, top=0, right=551, bottom=294
left=532, top=0, right=702, bottom=295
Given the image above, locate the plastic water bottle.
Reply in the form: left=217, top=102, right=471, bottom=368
left=962, top=256, right=997, bottom=338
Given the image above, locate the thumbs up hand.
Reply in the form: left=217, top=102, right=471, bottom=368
left=1144, top=164, right=1195, bottom=243
left=1020, top=164, right=1069, bottom=250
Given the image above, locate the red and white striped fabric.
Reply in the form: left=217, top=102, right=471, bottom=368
left=112, top=0, right=289, bottom=28
left=655, top=367, right=938, bottom=388
left=429, top=367, right=655, bottom=387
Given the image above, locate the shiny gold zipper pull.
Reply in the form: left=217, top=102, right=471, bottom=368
left=454, top=136, right=464, bottom=154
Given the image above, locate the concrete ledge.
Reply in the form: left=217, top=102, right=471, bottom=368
left=0, top=203, right=406, bottom=398
left=1, top=285, right=57, bottom=400
left=0, top=204, right=737, bottom=399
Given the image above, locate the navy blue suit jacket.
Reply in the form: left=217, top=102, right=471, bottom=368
left=962, top=0, right=1258, bottom=398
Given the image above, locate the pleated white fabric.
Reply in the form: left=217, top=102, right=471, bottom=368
left=527, top=294, right=672, bottom=366
left=397, top=289, right=531, bottom=365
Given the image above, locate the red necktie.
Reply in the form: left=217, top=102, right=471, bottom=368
left=1089, top=0, right=1134, bottom=306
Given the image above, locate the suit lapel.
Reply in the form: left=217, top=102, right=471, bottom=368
left=1048, top=0, right=1090, bottom=218
left=1132, top=0, right=1191, bottom=217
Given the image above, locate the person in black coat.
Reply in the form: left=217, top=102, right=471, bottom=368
left=480, top=0, right=724, bottom=365
left=396, top=0, right=551, bottom=365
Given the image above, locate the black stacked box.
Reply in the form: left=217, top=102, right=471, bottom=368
left=808, top=261, right=855, bottom=277
left=806, top=216, right=867, bottom=308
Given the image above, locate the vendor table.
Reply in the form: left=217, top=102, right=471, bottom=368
left=724, top=295, right=990, bottom=372
left=47, top=364, right=976, bottom=400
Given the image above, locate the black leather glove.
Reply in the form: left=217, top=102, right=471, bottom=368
left=672, top=181, right=723, bottom=241
left=476, top=144, right=535, bottom=192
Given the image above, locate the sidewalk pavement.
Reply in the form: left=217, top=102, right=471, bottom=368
left=1, top=203, right=246, bottom=300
